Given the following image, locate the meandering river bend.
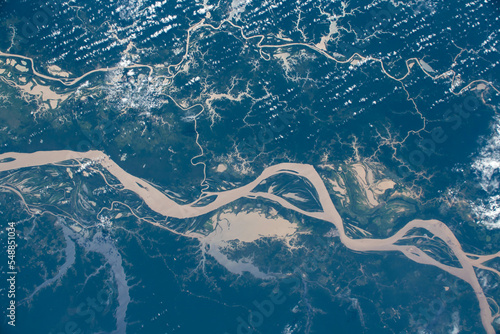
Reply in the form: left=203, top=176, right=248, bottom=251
left=0, top=150, right=498, bottom=333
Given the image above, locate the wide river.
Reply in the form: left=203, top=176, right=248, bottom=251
left=0, top=150, right=498, bottom=333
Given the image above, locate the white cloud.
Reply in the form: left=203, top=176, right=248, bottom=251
left=471, top=116, right=500, bottom=229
